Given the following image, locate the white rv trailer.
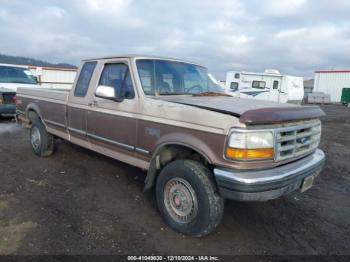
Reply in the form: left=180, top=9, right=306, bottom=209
left=224, top=69, right=304, bottom=104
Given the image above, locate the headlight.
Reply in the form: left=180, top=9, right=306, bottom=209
left=226, top=130, right=274, bottom=160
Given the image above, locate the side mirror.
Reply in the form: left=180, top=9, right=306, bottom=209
left=95, top=85, right=124, bottom=102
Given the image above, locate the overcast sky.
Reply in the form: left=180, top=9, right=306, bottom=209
left=0, top=0, right=349, bottom=79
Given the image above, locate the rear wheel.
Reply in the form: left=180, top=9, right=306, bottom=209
left=156, top=160, right=224, bottom=237
left=30, top=120, right=54, bottom=157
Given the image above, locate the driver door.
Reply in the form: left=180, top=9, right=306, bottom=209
left=86, top=59, right=138, bottom=155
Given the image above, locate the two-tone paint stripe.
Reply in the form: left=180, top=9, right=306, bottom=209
left=44, top=118, right=149, bottom=155
left=87, top=133, right=134, bottom=151
left=88, top=133, right=149, bottom=155
left=67, top=126, right=86, bottom=136
left=45, top=119, right=66, bottom=129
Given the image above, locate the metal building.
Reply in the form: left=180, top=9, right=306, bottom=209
left=314, top=70, right=350, bottom=102
left=29, top=66, right=77, bottom=89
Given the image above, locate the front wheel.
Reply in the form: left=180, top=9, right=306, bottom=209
left=156, top=160, right=224, bottom=237
left=30, top=120, right=54, bottom=157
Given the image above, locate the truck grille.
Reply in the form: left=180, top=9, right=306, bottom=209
left=2, top=93, right=16, bottom=104
left=275, top=121, right=321, bottom=161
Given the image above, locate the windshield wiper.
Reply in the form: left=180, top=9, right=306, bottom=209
left=192, top=92, right=231, bottom=97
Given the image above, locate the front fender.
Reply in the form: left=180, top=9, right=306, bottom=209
left=143, top=131, right=226, bottom=191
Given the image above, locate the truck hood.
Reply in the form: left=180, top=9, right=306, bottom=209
left=0, top=83, right=39, bottom=93
left=156, top=96, right=325, bottom=124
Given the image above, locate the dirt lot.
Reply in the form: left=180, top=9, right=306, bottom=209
left=0, top=105, right=349, bottom=256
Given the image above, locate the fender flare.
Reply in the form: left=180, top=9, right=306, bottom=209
left=143, top=140, right=215, bottom=191
left=25, top=103, right=46, bottom=127
left=26, top=103, right=43, bottom=121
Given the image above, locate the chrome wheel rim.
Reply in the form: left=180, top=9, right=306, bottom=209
left=31, top=126, right=41, bottom=150
left=164, top=177, right=198, bottom=223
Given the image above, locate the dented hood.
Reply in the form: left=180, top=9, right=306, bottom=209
left=157, top=96, right=325, bottom=124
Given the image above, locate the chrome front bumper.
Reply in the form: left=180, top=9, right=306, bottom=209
left=214, top=149, right=325, bottom=201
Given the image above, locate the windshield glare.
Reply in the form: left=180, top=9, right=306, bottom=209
left=136, top=59, right=223, bottom=95
left=0, top=66, right=37, bottom=84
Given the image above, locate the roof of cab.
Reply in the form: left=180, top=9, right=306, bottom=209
left=82, top=54, right=204, bottom=67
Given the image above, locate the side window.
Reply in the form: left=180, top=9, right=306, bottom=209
left=252, top=80, right=266, bottom=89
left=98, top=63, right=135, bottom=99
left=234, top=73, right=240, bottom=79
left=230, top=82, right=239, bottom=91
left=74, top=61, right=97, bottom=97
left=273, top=80, right=279, bottom=89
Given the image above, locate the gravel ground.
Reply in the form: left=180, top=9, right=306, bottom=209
left=0, top=104, right=349, bottom=256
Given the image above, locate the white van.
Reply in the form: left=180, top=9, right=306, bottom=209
left=224, top=69, right=304, bottom=104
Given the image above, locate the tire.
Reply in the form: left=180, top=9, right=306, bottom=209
left=30, top=119, right=54, bottom=157
left=156, top=159, right=224, bottom=237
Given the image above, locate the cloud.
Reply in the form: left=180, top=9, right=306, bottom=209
left=260, top=0, right=308, bottom=17
left=84, top=0, right=132, bottom=13
left=41, top=6, right=66, bottom=19
left=0, top=0, right=349, bottom=79
left=272, top=25, right=350, bottom=68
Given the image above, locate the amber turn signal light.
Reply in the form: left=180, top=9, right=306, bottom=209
left=226, top=148, right=273, bottom=160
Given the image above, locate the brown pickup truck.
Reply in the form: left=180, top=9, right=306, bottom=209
left=16, top=55, right=325, bottom=237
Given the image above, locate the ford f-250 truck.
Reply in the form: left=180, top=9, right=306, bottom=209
left=16, top=55, right=325, bottom=237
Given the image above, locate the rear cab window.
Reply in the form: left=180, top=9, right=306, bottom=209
left=74, top=61, right=97, bottom=97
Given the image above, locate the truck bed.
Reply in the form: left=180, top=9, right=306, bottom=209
left=17, top=87, right=69, bottom=132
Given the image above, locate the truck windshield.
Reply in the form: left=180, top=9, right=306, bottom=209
left=136, top=59, right=223, bottom=95
left=0, top=66, right=37, bottom=84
